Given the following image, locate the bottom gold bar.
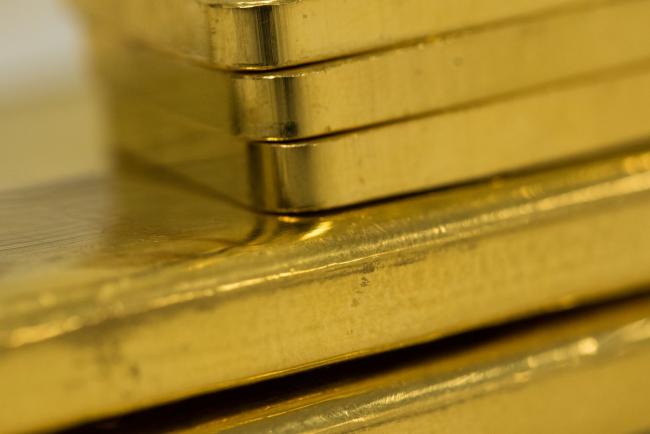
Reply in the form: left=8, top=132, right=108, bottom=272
left=2, top=148, right=650, bottom=433
left=69, top=294, right=650, bottom=434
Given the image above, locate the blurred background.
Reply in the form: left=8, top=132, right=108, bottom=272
left=0, top=0, right=106, bottom=191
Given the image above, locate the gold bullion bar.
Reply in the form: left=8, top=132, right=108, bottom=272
left=62, top=295, right=650, bottom=433
left=108, top=62, right=650, bottom=211
left=71, top=0, right=606, bottom=70
left=3, top=148, right=650, bottom=433
left=89, top=0, right=650, bottom=141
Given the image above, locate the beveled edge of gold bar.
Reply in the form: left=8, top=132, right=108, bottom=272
left=74, top=0, right=605, bottom=70
left=2, top=148, right=650, bottom=433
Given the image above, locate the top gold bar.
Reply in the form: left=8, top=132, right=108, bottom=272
left=74, top=0, right=603, bottom=70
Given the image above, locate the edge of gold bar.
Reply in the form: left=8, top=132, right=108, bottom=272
left=72, top=0, right=602, bottom=70
left=66, top=295, right=650, bottom=433
left=2, top=149, right=650, bottom=433
left=88, top=0, right=650, bottom=141
left=110, top=62, right=650, bottom=211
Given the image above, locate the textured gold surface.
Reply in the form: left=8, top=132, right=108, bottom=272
left=72, top=0, right=601, bottom=70
left=63, top=295, right=650, bottom=433
left=2, top=145, right=650, bottom=433
left=108, top=64, right=650, bottom=211
left=89, top=0, right=650, bottom=141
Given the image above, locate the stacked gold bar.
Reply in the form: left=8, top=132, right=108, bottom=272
left=72, top=0, right=650, bottom=212
left=2, top=0, right=650, bottom=432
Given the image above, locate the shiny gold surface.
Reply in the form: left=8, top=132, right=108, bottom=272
left=72, top=0, right=602, bottom=70
left=3, top=143, right=650, bottom=433
left=107, top=63, right=650, bottom=211
left=63, top=295, right=650, bottom=433
left=86, top=0, right=650, bottom=211
left=89, top=0, right=650, bottom=141
left=6, top=3, right=650, bottom=433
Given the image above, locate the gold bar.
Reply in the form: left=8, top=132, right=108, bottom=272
left=109, top=63, right=650, bottom=211
left=2, top=148, right=650, bottom=433
left=91, top=0, right=650, bottom=140
left=73, top=295, right=650, bottom=433
left=72, top=0, right=604, bottom=70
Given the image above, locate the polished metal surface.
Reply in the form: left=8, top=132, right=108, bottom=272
left=90, top=0, right=650, bottom=141
left=72, top=0, right=602, bottom=70
left=108, top=63, right=650, bottom=211
left=6, top=2, right=650, bottom=433
left=2, top=144, right=650, bottom=433
left=86, top=0, right=650, bottom=212
left=62, top=295, right=650, bottom=433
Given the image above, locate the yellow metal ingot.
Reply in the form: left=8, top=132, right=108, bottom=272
left=108, top=63, right=650, bottom=211
left=90, top=0, right=650, bottom=140
left=68, top=295, right=650, bottom=433
left=2, top=147, right=650, bottom=433
left=71, top=0, right=604, bottom=70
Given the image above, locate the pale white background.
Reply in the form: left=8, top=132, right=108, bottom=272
left=0, top=0, right=107, bottom=191
left=1, top=0, right=85, bottom=104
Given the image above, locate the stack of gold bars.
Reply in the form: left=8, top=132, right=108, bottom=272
left=2, top=0, right=650, bottom=432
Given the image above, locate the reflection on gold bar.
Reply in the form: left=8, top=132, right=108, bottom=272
left=2, top=148, right=650, bottom=433
left=64, top=295, right=650, bottom=434
left=109, top=64, right=650, bottom=211
left=90, top=0, right=650, bottom=140
left=72, top=0, right=603, bottom=70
